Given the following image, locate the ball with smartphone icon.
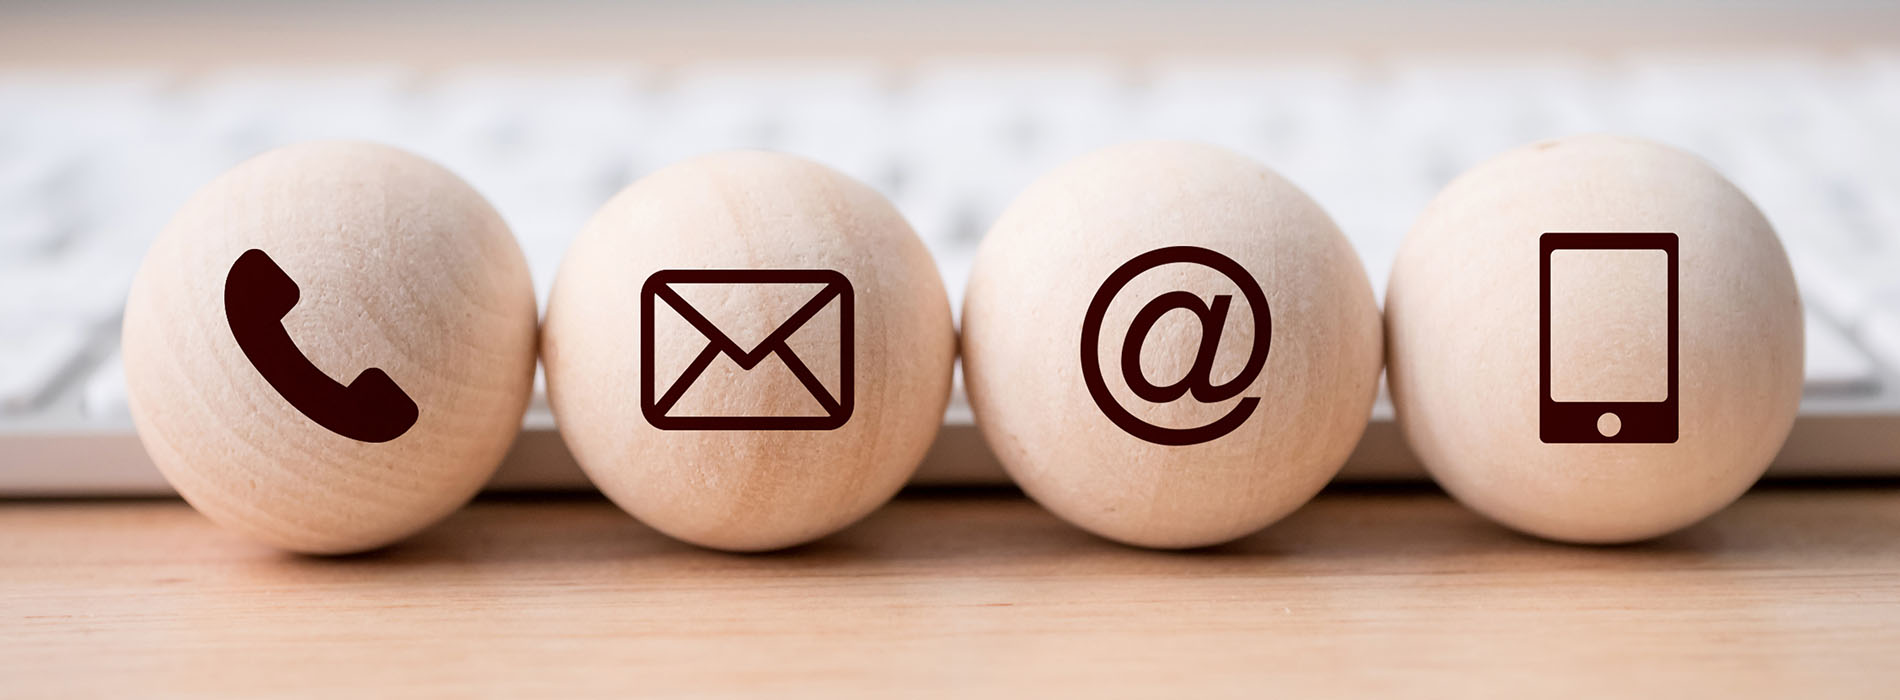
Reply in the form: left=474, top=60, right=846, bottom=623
left=122, top=141, right=539, bottom=554
left=1385, top=134, right=1803, bottom=544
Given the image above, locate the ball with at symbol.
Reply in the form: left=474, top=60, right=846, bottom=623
left=961, top=141, right=1384, bottom=549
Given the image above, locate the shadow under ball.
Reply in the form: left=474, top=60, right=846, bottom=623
left=541, top=151, right=955, bottom=553
left=122, top=141, right=539, bottom=555
left=1385, top=134, right=1803, bottom=544
left=961, top=141, right=1385, bottom=549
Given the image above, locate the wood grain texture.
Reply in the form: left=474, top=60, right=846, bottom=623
left=5, top=486, right=1898, bottom=698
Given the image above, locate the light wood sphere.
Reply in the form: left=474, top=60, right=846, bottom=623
left=122, top=141, right=538, bottom=555
left=1385, top=134, right=1803, bottom=544
left=541, top=151, right=955, bottom=552
left=962, top=141, right=1384, bottom=549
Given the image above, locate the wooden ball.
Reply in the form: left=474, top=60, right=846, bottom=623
left=122, top=141, right=538, bottom=555
left=1386, top=134, right=1803, bottom=543
left=541, top=151, right=955, bottom=552
left=962, top=141, right=1384, bottom=549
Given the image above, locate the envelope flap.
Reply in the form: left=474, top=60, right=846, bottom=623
left=647, top=269, right=849, bottom=366
left=664, top=282, right=833, bottom=352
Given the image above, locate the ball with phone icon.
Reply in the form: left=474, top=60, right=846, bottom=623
left=122, top=142, right=539, bottom=555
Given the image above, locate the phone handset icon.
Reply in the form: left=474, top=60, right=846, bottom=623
left=224, top=249, right=418, bottom=443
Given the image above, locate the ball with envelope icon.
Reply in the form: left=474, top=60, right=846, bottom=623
left=541, top=150, right=956, bottom=552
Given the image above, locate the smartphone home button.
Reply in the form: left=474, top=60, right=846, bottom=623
left=1597, top=412, right=1622, bottom=438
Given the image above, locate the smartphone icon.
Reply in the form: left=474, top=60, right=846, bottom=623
left=224, top=248, right=418, bottom=443
left=1539, top=232, right=1678, bottom=444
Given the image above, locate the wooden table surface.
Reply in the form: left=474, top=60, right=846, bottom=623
left=5, top=485, right=1899, bottom=698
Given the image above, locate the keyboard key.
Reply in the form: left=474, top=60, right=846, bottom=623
left=1861, top=307, right=1900, bottom=375
left=0, top=70, right=172, bottom=157
left=82, top=354, right=128, bottom=419
left=1139, top=59, right=1363, bottom=164
left=1799, top=256, right=1870, bottom=323
left=660, top=62, right=892, bottom=187
left=414, top=68, right=650, bottom=306
left=1612, top=52, right=1843, bottom=176
left=419, top=66, right=646, bottom=184
left=188, top=66, right=418, bottom=157
left=0, top=202, right=67, bottom=258
left=0, top=149, right=81, bottom=257
left=900, top=59, right=1130, bottom=244
left=1385, top=56, right=1613, bottom=183
left=0, top=237, right=140, bottom=326
left=77, top=140, right=236, bottom=253
left=1805, top=314, right=1879, bottom=393
left=0, top=323, right=90, bottom=413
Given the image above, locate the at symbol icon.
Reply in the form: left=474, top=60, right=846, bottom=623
left=1079, top=246, right=1271, bottom=446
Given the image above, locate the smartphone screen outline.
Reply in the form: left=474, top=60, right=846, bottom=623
left=1539, top=232, right=1679, bottom=444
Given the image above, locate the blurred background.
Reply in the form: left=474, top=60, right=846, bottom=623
left=3, top=0, right=1898, bottom=492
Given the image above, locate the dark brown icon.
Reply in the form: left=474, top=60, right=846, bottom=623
left=1080, top=246, right=1271, bottom=446
left=640, top=269, right=854, bottom=431
left=224, top=249, right=418, bottom=443
left=1540, top=232, right=1679, bottom=444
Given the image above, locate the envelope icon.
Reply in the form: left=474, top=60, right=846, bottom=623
left=640, top=268, right=854, bottom=431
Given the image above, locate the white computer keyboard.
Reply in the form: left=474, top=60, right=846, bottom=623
left=3, top=52, right=1899, bottom=493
